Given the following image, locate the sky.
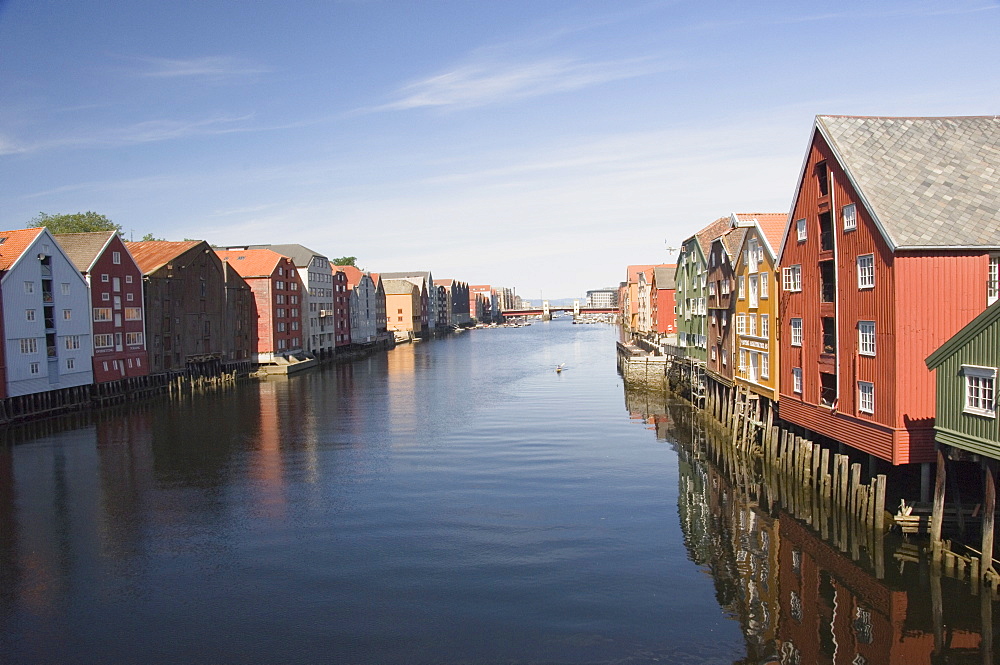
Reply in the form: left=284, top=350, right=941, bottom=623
left=1, top=1, right=998, bottom=299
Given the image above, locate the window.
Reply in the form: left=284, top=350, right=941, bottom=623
left=749, top=314, right=758, bottom=336
left=94, top=334, right=113, bottom=348
left=760, top=273, right=769, bottom=299
left=816, top=161, right=830, bottom=196
left=964, top=366, right=996, bottom=417
left=820, top=260, right=836, bottom=302
left=819, top=212, right=834, bottom=251
left=102, top=293, right=110, bottom=302
left=24, top=281, right=34, bottom=294
left=20, top=338, right=37, bottom=354
left=721, top=279, right=730, bottom=295
left=126, top=293, right=134, bottom=302
left=792, top=368, right=803, bottom=394
left=761, top=314, right=769, bottom=339
left=843, top=203, right=857, bottom=231
left=126, top=274, right=133, bottom=284
left=783, top=265, right=802, bottom=292
left=796, top=218, right=807, bottom=242
left=822, top=317, right=837, bottom=354
left=101, top=274, right=109, bottom=283
left=61, top=283, right=70, bottom=295
left=66, top=358, right=75, bottom=370
left=738, top=276, right=745, bottom=299
left=736, top=313, right=746, bottom=335
left=126, top=332, right=143, bottom=345
left=858, top=381, right=875, bottom=414
left=113, top=277, right=120, bottom=292
left=29, top=362, right=40, bottom=375
left=791, top=318, right=803, bottom=346
left=760, top=352, right=770, bottom=379
left=25, top=309, right=35, bottom=322
left=93, top=308, right=112, bottom=322
left=821, top=372, right=838, bottom=406
left=291, top=281, right=298, bottom=291
left=858, top=321, right=876, bottom=356
left=708, top=282, right=716, bottom=297
left=749, top=275, right=758, bottom=308
left=989, top=255, right=999, bottom=305
left=63, top=309, right=71, bottom=320
left=857, top=254, right=875, bottom=289
left=276, top=294, right=286, bottom=305
left=277, top=308, right=286, bottom=318
left=64, top=335, right=81, bottom=350
left=112, top=251, right=121, bottom=264
left=277, top=322, right=286, bottom=332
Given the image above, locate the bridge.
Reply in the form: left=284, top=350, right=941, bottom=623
left=501, top=300, right=617, bottom=320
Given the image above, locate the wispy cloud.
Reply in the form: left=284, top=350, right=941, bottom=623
left=133, top=55, right=273, bottom=79
left=371, top=56, right=669, bottom=112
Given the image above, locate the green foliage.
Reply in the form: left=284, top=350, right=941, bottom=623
left=332, top=256, right=357, bottom=266
left=141, top=233, right=164, bottom=241
left=29, top=211, right=122, bottom=234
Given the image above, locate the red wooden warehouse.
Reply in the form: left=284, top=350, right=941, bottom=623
left=778, top=116, right=1000, bottom=466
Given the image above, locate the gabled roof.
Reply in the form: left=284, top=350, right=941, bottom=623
left=926, top=300, right=1000, bottom=369
left=653, top=265, right=676, bottom=289
left=54, top=231, right=118, bottom=273
left=694, top=216, right=732, bottom=257
left=434, top=279, right=455, bottom=288
left=732, top=213, right=786, bottom=256
left=627, top=264, right=656, bottom=284
left=812, top=115, right=1000, bottom=250
left=225, top=243, right=328, bottom=268
left=125, top=240, right=202, bottom=274
left=0, top=227, right=45, bottom=271
left=335, top=264, right=364, bottom=288
left=215, top=248, right=288, bottom=278
left=383, top=278, right=418, bottom=296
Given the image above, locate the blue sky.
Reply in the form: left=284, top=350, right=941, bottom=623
left=1, top=1, right=998, bottom=299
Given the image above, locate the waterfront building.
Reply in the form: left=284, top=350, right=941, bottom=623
left=230, top=244, right=335, bottom=359
left=469, top=285, right=495, bottom=323
left=586, top=288, right=618, bottom=309
left=436, top=279, right=471, bottom=327
left=706, top=222, right=750, bottom=390
left=338, top=265, right=382, bottom=345
left=675, top=216, right=731, bottom=363
left=0, top=227, right=93, bottom=397
left=731, top=214, right=786, bottom=413
left=651, top=267, right=676, bottom=337
left=778, top=115, right=1000, bottom=466
left=222, top=261, right=256, bottom=364
left=624, top=265, right=656, bottom=333
left=56, top=231, right=149, bottom=383
left=332, top=267, right=350, bottom=348
left=384, top=279, right=422, bottom=335
left=126, top=241, right=232, bottom=374
left=380, top=271, right=434, bottom=332
left=926, top=300, right=1000, bottom=459
left=215, top=248, right=304, bottom=363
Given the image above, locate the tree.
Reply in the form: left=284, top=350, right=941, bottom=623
left=332, top=256, right=357, bottom=266
left=29, top=211, right=122, bottom=234
left=140, top=233, right=164, bottom=241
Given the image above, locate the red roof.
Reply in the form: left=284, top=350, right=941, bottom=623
left=215, top=248, right=287, bottom=278
left=626, top=264, right=656, bottom=283
left=335, top=264, right=364, bottom=288
left=734, top=212, right=787, bottom=253
left=0, top=227, right=44, bottom=271
left=125, top=240, right=202, bottom=274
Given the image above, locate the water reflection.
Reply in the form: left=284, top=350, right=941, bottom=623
left=630, top=394, right=998, bottom=665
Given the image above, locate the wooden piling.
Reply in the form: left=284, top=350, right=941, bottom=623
left=982, top=460, right=996, bottom=580
left=932, top=449, right=947, bottom=562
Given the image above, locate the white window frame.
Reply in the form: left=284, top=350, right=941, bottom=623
left=858, top=381, right=875, bottom=414
left=64, top=335, right=81, bottom=350
left=20, top=338, right=38, bottom=354
left=25, top=309, right=35, bottom=322
left=792, top=367, right=803, bottom=394
left=112, top=251, right=121, bottom=264
left=29, top=362, right=40, bottom=375
left=842, top=203, right=857, bottom=231
left=963, top=365, right=997, bottom=417
left=738, top=275, right=745, bottom=300
left=857, top=254, right=875, bottom=289
left=791, top=318, right=803, bottom=346
left=94, top=334, right=113, bottom=348
left=783, top=265, right=802, bottom=292
left=61, top=283, right=70, bottom=295
left=749, top=275, right=759, bottom=308
left=747, top=314, right=757, bottom=337
left=760, top=352, right=770, bottom=379
left=796, top=218, right=807, bottom=242
left=858, top=321, right=876, bottom=356
left=761, top=314, right=770, bottom=339
left=760, top=273, right=769, bottom=299
left=989, top=255, right=999, bottom=306
left=24, top=281, right=34, bottom=294
left=736, top=313, right=747, bottom=335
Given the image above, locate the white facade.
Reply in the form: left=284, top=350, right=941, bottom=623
left=2, top=229, right=94, bottom=396
left=303, top=255, right=334, bottom=356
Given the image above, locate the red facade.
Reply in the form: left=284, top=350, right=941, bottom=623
left=779, top=128, right=992, bottom=464
left=332, top=268, right=350, bottom=347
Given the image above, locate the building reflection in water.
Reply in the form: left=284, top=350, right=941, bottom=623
left=628, top=389, right=997, bottom=665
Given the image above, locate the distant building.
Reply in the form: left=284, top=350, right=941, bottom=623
left=586, top=288, right=617, bottom=309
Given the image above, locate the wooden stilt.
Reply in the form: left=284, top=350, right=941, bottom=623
left=932, top=449, right=947, bottom=563
left=981, top=460, right=996, bottom=580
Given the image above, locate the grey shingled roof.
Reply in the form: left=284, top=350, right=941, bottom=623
left=817, top=115, right=1000, bottom=249
left=653, top=267, right=675, bottom=289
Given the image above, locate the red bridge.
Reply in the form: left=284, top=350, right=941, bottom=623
left=501, top=307, right=617, bottom=317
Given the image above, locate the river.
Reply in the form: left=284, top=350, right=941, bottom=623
left=0, top=318, right=994, bottom=664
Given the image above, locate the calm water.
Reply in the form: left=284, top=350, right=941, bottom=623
left=0, top=319, right=995, bottom=664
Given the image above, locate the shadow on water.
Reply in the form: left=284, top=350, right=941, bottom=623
left=626, top=386, right=999, bottom=665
